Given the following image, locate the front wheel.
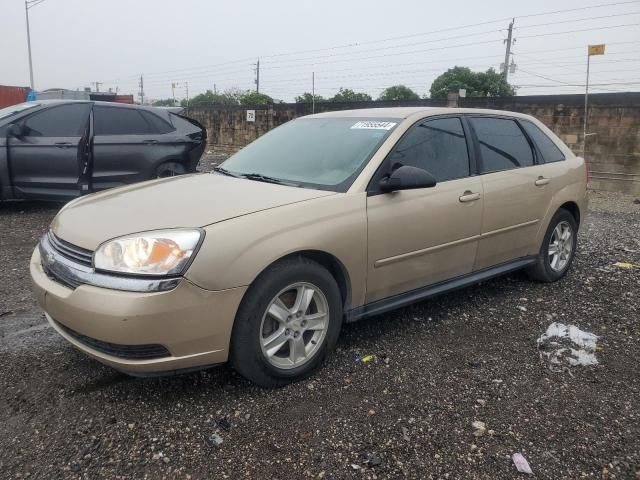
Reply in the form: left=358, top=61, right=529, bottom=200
left=230, top=258, right=343, bottom=387
left=526, top=208, right=578, bottom=282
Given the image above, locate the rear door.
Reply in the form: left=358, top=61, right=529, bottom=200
left=366, top=116, right=483, bottom=303
left=8, top=103, right=91, bottom=200
left=469, top=116, right=550, bottom=270
left=92, top=106, right=167, bottom=189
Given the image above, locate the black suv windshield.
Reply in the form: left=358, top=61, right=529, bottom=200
left=219, top=117, right=399, bottom=191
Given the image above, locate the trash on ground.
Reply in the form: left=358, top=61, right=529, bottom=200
left=363, top=452, right=383, bottom=467
left=613, top=261, right=639, bottom=269
left=355, top=354, right=376, bottom=363
left=512, top=453, right=533, bottom=474
left=401, top=426, right=410, bottom=441
left=206, top=433, right=224, bottom=447
left=538, top=322, right=599, bottom=370
left=471, top=421, right=486, bottom=437
left=215, top=417, right=232, bottom=432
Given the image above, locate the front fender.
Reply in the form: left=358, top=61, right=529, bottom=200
left=184, top=193, right=368, bottom=308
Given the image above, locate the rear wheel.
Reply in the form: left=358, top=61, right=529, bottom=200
left=526, top=208, right=578, bottom=282
left=156, top=161, right=186, bottom=178
left=230, top=257, right=343, bottom=387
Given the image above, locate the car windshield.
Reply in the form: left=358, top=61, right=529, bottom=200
left=0, top=102, right=40, bottom=121
left=219, top=117, right=399, bottom=191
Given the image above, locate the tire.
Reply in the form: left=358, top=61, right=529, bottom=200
left=526, top=208, right=578, bottom=282
left=230, top=257, right=343, bottom=388
left=155, top=161, right=186, bottom=178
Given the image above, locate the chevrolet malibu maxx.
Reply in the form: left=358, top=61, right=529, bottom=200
left=31, top=108, right=587, bottom=387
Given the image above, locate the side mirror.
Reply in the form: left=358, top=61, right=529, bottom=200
left=379, top=165, right=437, bottom=193
left=7, top=123, right=26, bottom=138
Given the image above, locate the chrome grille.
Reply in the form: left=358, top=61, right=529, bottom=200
left=47, top=231, right=93, bottom=267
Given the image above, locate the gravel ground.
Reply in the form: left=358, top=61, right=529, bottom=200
left=1, top=187, right=639, bottom=480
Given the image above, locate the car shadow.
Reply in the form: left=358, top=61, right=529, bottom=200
left=0, top=199, right=64, bottom=214
left=64, top=270, right=532, bottom=400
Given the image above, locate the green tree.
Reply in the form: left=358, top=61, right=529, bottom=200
left=295, top=92, right=326, bottom=103
left=329, top=88, right=372, bottom=102
left=378, top=85, right=420, bottom=101
left=185, top=89, right=241, bottom=107
left=429, top=67, right=515, bottom=99
left=152, top=98, right=177, bottom=107
left=238, top=91, right=273, bottom=105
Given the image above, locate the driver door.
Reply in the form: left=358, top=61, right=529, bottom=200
left=366, top=116, right=483, bottom=303
left=8, top=103, right=91, bottom=200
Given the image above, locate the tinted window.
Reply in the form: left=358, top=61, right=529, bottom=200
left=387, top=117, right=469, bottom=182
left=140, top=110, right=174, bottom=134
left=94, top=107, right=152, bottom=135
left=521, top=120, right=565, bottom=163
left=471, top=117, right=534, bottom=173
left=23, top=104, right=90, bottom=137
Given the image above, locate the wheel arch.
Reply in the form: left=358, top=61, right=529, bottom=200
left=244, top=249, right=352, bottom=312
left=558, top=201, right=581, bottom=226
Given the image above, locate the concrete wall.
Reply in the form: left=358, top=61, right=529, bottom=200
left=185, top=92, right=640, bottom=195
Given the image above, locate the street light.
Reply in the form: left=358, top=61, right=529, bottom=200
left=25, top=0, right=46, bottom=90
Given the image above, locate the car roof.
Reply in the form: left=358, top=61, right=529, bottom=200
left=27, top=99, right=164, bottom=112
left=306, top=107, right=535, bottom=121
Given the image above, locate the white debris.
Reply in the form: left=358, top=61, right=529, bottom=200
left=537, top=322, right=599, bottom=369
left=471, top=421, right=487, bottom=437
left=512, top=453, right=533, bottom=474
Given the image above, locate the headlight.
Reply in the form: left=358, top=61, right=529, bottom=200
left=94, top=229, right=203, bottom=276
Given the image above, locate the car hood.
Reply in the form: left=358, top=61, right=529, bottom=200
left=51, top=173, right=335, bottom=250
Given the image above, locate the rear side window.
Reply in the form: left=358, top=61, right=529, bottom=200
left=521, top=120, right=565, bottom=163
left=23, top=103, right=90, bottom=137
left=388, top=117, right=470, bottom=182
left=94, top=106, right=152, bottom=135
left=140, top=111, right=174, bottom=134
left=470, top=117, right=534, bottom=173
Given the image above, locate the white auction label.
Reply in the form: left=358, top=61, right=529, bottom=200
left=350, top=121, right=397, bottom=130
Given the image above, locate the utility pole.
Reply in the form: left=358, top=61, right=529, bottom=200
left=254, top=58, right=260, bottom=93
left=171, top=82, right=176, bottom=106
left=584, top=44, right=606, bottom=155
left=25, top=0, right=45, bottom=90
left=312, top=72, right=315, bottom=114
left=185, top=82, right=189, bottom=107
left=139, top=75, right=144, bottom=105
left=502, top=18, right=514, bottom=81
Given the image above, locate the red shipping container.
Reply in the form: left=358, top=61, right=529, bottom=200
left=114, top=95, right=134, bottom=104
left=0, top=85, right=30, bottom=108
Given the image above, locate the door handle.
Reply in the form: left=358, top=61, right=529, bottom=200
left=535, top=176, right=550, bottom=186
left=459, top=191, right=481, bottom=203
left=143, top=139, right=159, bottom=144
left=54, top=142, right=72, bottom=148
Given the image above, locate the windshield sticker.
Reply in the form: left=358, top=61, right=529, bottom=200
left=351, top=121, right=397, bottom=130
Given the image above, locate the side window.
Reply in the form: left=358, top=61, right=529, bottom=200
left=470, top=117, right=534, bottom=173
left=94, top=107, right=152, bottom=135
left=140, top=111, right=174, bottom=134
left=520, top=120, right=565, bottom=163
left=388, top=117, right=470, bottom=182
left=22, top=104, right=90, bottom=137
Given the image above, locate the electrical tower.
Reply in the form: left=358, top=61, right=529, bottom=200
left=502, top=19, right=515, bottom=81
left=138, top=75, right=145, bottom=104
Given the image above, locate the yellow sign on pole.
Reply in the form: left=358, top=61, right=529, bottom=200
left=588, top=44, right=605, bottom=56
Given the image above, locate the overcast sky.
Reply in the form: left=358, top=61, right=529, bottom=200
left=1, top=0, right=638, bottom=102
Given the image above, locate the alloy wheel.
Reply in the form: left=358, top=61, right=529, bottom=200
left=548, top=220, right=573, bottom=272
left=259, top=282, right=329, bottom=370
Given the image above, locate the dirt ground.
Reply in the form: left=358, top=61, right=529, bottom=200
left=0, top=187, right=639, bottom=480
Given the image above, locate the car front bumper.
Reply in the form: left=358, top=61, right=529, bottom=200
left=30, top=248, right=247, bottom=375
